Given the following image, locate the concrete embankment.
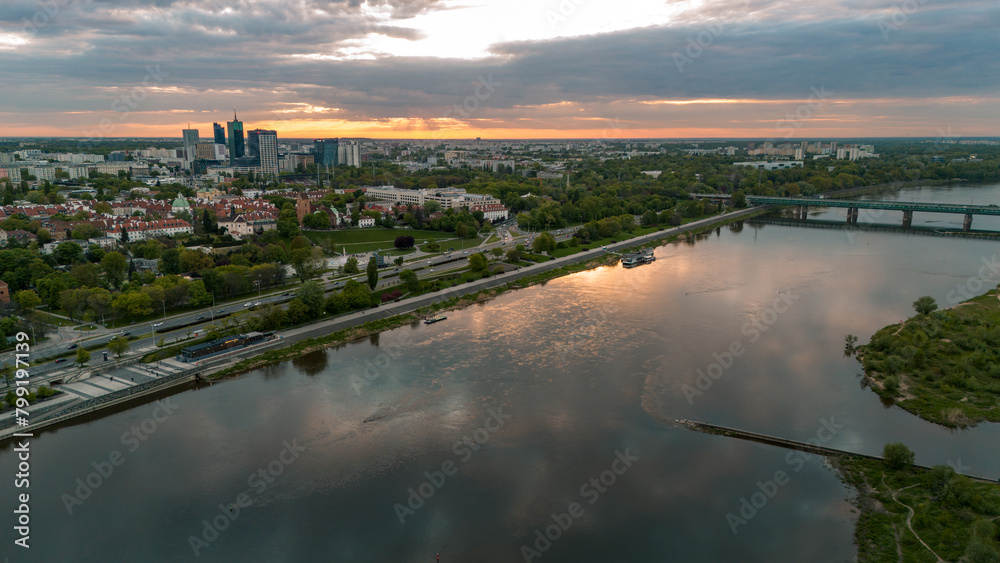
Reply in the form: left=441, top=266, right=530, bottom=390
left=679, top=419, right=998, bottom=484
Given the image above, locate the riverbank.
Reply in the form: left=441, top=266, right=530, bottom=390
left=837, top=454, right=1000, bottom=563
left=856, top=283, right=1000, bottom=427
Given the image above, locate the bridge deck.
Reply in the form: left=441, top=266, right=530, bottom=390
left=747, top=196, right=1000, bottom=215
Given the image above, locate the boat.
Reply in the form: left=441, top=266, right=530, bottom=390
left=621, top=254, right=643, bottom=268
left=424, top=315, right=447, bottom=324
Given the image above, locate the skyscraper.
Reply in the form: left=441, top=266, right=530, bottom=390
left=226, top=109, right=244, bottom=165
left=213, top=122, right=226, bottom=145
left=182, top=127, right=199, bottom=170
left=246, top=129, right=261, bottom=158
left=313, top=138, right=339, bottom=169
left=256, top=130, right=278, bottom=178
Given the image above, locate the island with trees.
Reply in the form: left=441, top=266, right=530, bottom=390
left=854, top=287, right=1000, bottom=427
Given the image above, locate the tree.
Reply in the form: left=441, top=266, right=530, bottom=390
left=732, top=190, right=747, bottom=208
left=111, top=291, right=153, bottom=321
left=366, top=256, right=379, bottom=290
left=394, top=257, right=404, bottom=267
left=913, top=296, right=938, bottom=315
left=532, top=232, right=556, bottom=253
left=641, top=210, right=659, bottom=226
left=468, top=252, right=488, bottom=272
left=290, top=247, right=324, bottom=283
left=107, top=336, right=129, bottom=358
left=882, top=442, right=915, bottom=471
left=101, top=251, right=128, bottom=289
left=344, top=256, right=360, bottom=274
left=54, top=242, right=84, bottom=265
left=297, top=280, right=325, bottom=318
left=399, top=269, right=419, bottom=293
left=394, top=235, right=415, bottom=249
left=75, top=347, right=91, bottom=366
left=965, top=541, right=1000, bottom=563
left=14, top=289, right=41, bottom=310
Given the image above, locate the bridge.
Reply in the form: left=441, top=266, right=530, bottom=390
left=747, top=195, right=1000, bottom=231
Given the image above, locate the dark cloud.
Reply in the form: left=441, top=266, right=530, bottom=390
left=0, top=0, right=997, bottom=133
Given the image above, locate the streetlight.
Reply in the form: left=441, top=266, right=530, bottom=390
left=147, top=321, right=156, bottom=345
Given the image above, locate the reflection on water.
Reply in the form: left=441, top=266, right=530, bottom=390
left=6, top=183, right=1000, bottom=562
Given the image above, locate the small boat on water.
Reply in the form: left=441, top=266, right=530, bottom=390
left=424, top=315, right=447, bottom=324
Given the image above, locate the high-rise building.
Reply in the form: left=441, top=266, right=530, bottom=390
left=226, top=109, right=245, bottom=165
left=246, top=129, right=261, bottom=158
left=313, top=138, right=339, bottom=169
left=255, top=130, right=278, bottom=178
left=182, top=127, right=199, bottom=169
left=213, top=122, right=226, bottom=145
left=338, top=141, right=360, bottom=167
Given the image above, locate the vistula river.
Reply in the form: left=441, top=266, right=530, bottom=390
left=4, top=183, right=1000, bottom=562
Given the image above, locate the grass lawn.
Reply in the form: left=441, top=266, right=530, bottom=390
left=31, top=310, right=73, bottom=327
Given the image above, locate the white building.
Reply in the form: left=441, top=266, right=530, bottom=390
left=105, top=219, right=193, bottom=241
left=357, top=217, right=376, bottom=228
left=338, top=141, right=361, bottom=167
left=29, top=167, right=56, bottom=181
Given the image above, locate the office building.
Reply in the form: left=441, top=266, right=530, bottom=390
left=182, top=127, right=199, bottom=169
left=313, top=138, right=339, bottom=169
left=213, top=122, right=226, bottom=145
left=226, top=109, right=245, bottom=165
left=246, top=129, right=261, bottom=158
left=255, top=130, right=278, bottom=178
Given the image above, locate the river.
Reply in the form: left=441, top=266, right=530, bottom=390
left=4, top=182, right=1000, bottom=562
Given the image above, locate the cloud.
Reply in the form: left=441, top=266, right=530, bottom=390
left=0, top=0, right=997, bottom=136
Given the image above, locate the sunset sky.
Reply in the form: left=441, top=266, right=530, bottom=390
left=0, top=0, right=997, bottom=139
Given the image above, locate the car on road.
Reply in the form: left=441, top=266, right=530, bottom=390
left=282, top=292, right=291, bottom=296
left=196, top=316, right=205, bottom=320
left=121, top=332, right=131, bottom=337
left=216, top=309, right=224, bottom=313
left=153, top=322, right=163, bottom=327
left=55, top=358, right=68, bottom=363
left=254, top=302, right=261, bottom=307
left=244, top=302, right=251, bottom=307
left=68, top=344, right=78, bottom=350
left=429, top=269, right=435, bottom=272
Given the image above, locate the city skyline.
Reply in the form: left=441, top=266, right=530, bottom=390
left=0, top=0, right=998, bottom=139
